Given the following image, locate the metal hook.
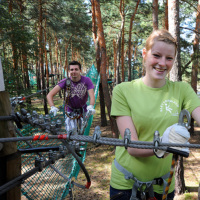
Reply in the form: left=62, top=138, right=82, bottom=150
left=124, top=128, right=131, bottom=149
left=178, top=109, right=191, bottom=129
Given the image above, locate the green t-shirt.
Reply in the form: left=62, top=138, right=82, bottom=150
left=110, top=78, right=200, bottom=194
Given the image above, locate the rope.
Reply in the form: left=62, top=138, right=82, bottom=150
left=8, top=79, right=67, bottom=105
left=1, top=133, right=200, bottom=150
left=162, top=154, right=178, bottom=200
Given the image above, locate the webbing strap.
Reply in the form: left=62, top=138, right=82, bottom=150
left=114, top=159, right=169, bottom=200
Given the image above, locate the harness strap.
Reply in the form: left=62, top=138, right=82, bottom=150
left=114, top=159, right=169, bottom=200
left=65, top=105, right=85, bottom=119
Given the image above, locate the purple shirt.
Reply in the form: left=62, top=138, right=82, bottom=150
left=58, top=76, right=94, bottom=112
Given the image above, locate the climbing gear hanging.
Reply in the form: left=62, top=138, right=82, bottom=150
left=114, top=159, right=169, bottom=200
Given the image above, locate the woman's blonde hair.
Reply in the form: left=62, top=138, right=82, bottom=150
left=145, top=29, right=177, bottom=55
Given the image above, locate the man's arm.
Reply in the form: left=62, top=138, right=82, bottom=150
left=47, top=85, right=61, bottom=107
left=88, top=88, right=95, bottom=106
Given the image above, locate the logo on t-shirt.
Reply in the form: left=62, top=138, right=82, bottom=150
left=160, top=99, right=179, bottom=116
left=71, top=83, right=87, bottom=99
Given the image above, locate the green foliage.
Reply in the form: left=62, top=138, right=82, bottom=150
left=0, top=0, right=199, bottom=95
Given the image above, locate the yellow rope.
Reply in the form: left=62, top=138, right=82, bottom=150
left=162, top=154, right=178, bottom=200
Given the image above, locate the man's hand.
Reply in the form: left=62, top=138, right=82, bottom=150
left=50, top=106, right=59, bottom=117
left=154, top=124, right=190, bottom=158
left=87, top=105, right=96, bottom=115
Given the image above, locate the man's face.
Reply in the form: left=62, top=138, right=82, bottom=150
left=69, top=65, right=81, bottom=82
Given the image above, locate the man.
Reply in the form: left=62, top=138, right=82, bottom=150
left=47, top=61, right=95, bottom=132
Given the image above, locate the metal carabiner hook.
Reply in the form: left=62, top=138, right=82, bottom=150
left=178, top=109, right=191, bottom=130
left=124, top=128, right=131, bottom=149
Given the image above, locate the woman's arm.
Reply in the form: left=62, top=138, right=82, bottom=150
left=116, top=116, right=154, bottom=157
left=192, top=106, right=200, bottom=126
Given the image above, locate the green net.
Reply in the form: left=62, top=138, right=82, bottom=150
left=17, top=66, right=100, bottom=200
left=28, top=71, right=37, bottom=86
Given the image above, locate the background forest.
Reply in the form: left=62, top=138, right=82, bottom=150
left=0, top=0, right=199, bottom=96
left=1, top=0, right=199, bottom=130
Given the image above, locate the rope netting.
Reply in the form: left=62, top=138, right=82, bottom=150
left=16, top=65, right=100, bottom=200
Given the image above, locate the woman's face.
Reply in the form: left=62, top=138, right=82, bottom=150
left=142, top=41, right=176, bottom=86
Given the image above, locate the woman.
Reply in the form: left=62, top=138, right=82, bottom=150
left=110, top=29, right=200, bottom=200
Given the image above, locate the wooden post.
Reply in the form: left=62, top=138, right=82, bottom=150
left=0, top=58, right=21, bottom=200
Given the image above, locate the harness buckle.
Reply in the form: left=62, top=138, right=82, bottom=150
left=154, top=177, right=163, bottom=186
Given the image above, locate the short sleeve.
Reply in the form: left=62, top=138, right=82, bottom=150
left=181, top=82, right=200, bottom=113
left=86, top=77, right=94, bottom=90
left=58, top=78, right=66, bottom=89
left=111, top=83, right=131, bottom=117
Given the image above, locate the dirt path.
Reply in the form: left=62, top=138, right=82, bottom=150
left=183, top=128, right=200, bottom=194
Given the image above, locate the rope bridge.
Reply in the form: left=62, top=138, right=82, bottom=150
left=15, top=65, right=100, bottom=200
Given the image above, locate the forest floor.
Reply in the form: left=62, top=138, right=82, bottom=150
left=65, top=112, right=200, bottom=200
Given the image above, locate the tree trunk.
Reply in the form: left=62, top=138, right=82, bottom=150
left=175, top=156, right=185, bottom=194
left=48, top=37, right=54, bottom=85
left=113, top=39, right=117, bottom=82
left=191, top=0, right=200, bottom=94
left=168, top=0, right=181, bottom=81
left=0, top=91, right=21, bottom=200
left=168, top=0, right=184, bottom=194
left=116, top=37, right=121, bottom=84
left=64, top=35, right=72, bottom=77
left=120, top=0, right=125, bottom=82
left=38, top=0, right=48, bottom=114
left=94, top=0, right=118, bottom=137
left=198, top=182, right=200, bottom=199
left=44, top=17, right=49, bottom=94
left=128, top=0, right=140, bottom=81
left=152, top=0, right=159, bottom=30
left=164, top=0, right=169, bottom=30
left=55, top=35, right=62, bottom=98
left=92, top=0, right=107, bottom=126
left=190, top=0, right=200, bottom=135
left=18, top=0, right=30, bottom=92
left=35, top=51, right=41, bottom=91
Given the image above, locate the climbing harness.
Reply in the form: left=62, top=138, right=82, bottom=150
left=113, top=109, right=191, bottom=200
left=114, top=159, right=169, bottom=200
